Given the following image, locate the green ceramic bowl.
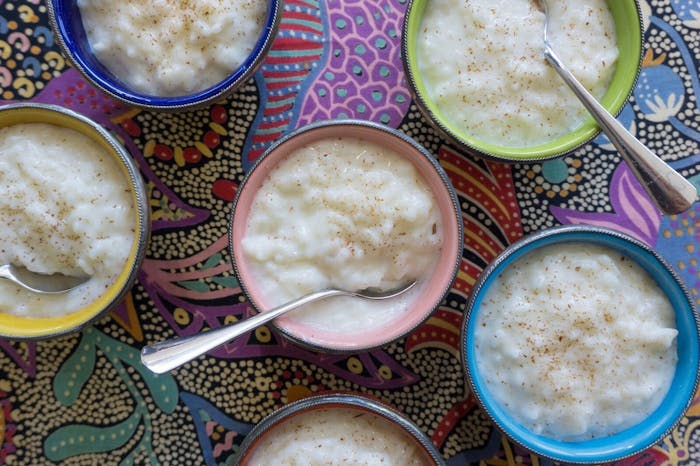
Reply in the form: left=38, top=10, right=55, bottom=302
left=402, top=0, right=643, bottom=162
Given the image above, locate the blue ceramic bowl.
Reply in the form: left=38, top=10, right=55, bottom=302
left=461, top=225, right=700, bottom=463
left=47, top=0, right=281, bottom=111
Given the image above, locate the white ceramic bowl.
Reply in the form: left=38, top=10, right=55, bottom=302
left=232, top=392, right=445, bottom=465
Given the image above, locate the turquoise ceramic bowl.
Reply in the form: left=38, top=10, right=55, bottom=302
left=461, top=225, right=699, bottom=463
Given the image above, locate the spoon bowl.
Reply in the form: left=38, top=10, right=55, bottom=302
left=535, top=0, right=697, bottom=214
left=141, top=281, right=417, bottom=374
left=0, top=264, right=88, bottom=294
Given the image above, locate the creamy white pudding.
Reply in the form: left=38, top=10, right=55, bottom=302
left=245, top=408, right=431, bottom=465
left=475, top=243, right=678, bottom=440
left=417, top=0, right=618, bottom=147
left=241, top=136, right=442, bottom=334
left=76, top=0, right=268, bottom=96
left=0, top=123, right=135, bottom=318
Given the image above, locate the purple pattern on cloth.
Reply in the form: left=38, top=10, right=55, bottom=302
left=551, top=162, right=662, bottom=246
left=28, top=69, right=123, bottom=118
left=297, top=0, right=411, bottom=126
left=0, top=341, right=35, bottom=378
left=656, top=204, right=700, bottom=299
left=180, top=392, right=253, bottom=466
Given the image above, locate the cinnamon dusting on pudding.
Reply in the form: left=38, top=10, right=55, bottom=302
left=76, top=0, right=267, bottom=95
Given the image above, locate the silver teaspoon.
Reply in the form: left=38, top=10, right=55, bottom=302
left=535, top=0, right=697, bottom=215
left=0, top=263, right=88, bottom=294
left=140, top=281, right=417, bottom=374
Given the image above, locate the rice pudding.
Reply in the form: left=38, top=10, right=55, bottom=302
left=0, top=123, right=136, bottom=318
left=76, top=0, right=268, bottom=96
left=245, top=408, right=431, bottom=465
left=475, top=243, right=678, bottom=440
left=416, top=0, right=618, bottom=147
left=241, top=136, right=442, bottom=335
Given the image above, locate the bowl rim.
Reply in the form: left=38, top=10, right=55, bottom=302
left=46, top=0, right=282, bottom=112
left=228, top=118, right=464, bottom=352
left=231, top=391, right=447, bottom=465
left=460, top=224, right=700, bottom=463
left=0, top=102, right=150, bottom=340
left=401, top=0, right=644, bottom=163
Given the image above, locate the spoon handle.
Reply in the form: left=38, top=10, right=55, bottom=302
left=140, top=289, right=345, bottom=374
left=544, top=45, right=697, bottom=215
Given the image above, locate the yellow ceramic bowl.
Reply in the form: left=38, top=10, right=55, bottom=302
left=0, top=103, right=149, bottom=339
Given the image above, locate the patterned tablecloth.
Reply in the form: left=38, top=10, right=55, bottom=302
left=1, top=0, right=699, bottom=464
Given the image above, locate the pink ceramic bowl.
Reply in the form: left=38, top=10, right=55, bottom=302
left=229, top=120, right=462, bottom=352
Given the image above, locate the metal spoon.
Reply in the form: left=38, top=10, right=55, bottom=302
left=534, top=0, right=697, bottom=215
left=140, top=281, right=417, bottom=374
left=0, top=263, right=88, bottom=294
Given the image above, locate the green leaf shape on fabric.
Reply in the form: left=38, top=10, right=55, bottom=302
left=94, top=330, right=179, bottom=415
left=53, top=330, right=96, bottom=406
left=202, top=253, right=223, bottom=269
left=210, top=276, right=239, bottom=288
left=45, top=327, right=177, bottom=465
left=44, top=409, right=141, bottom=461
left=176, top=280, right=211, bottom=292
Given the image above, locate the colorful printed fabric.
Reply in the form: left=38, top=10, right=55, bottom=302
left=1, top=0, right=699, bottom=464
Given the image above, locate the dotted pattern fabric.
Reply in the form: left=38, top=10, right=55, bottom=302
left=1, top=0, right=699, bottom=465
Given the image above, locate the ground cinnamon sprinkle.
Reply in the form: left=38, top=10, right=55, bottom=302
left=77, top=0, right=267, bottom=95
left=0, top=123, right=135, bottom=318
left=416, top=0, right=618, bottom=147
left=241, top=136, right=442, bottom=336
left=475, top=242, right=678, bottom=440
left=246, top=408, right=430, bottom=465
